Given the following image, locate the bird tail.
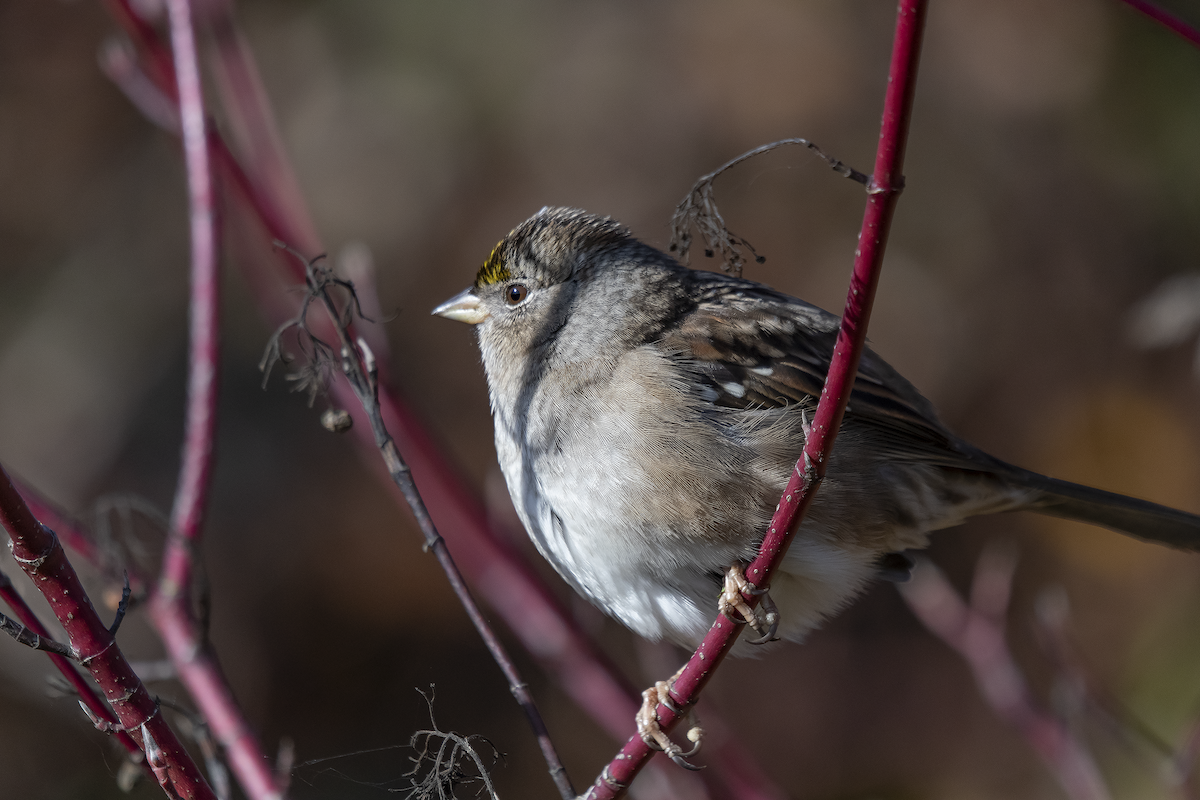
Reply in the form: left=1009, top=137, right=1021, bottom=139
left=1006, top=468, right=1200, bottom=551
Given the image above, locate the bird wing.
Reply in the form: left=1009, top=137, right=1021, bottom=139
left=656, top=272, right=983, bottom=470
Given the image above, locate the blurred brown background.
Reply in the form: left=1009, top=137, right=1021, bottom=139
left=1, top=0, right=1199, bottom=798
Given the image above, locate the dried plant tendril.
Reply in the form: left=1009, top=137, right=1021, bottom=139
left=669, top=138, right=869, bottom=277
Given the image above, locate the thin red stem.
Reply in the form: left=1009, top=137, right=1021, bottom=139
left=1116, top=0, right=1200, bottom=48
left=150, top=598, right=284, bottom=799
left=0, top=465, right=216, bottom=800
left=149, top=2, right=286, bottom=799
left=8, top=480, right=157, bottom=767
left=584, top=1, right=928, bottom=796
left=159, top=0, right=219, bottom=596
left=206, top=12, right=322, bottom=257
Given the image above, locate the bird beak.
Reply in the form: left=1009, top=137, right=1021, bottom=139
left=432, top=288, right=489, bottom=325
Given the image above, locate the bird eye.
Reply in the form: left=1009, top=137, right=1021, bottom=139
left=505, top=284, right=528, bottom=305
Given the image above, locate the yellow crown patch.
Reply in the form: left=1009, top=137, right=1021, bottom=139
left=474, top=241, right=511, bottom=288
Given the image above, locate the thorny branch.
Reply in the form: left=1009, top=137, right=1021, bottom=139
left=0, top=559, right=145, bottom=762
left=3, top=569, right=124, bottom=661
left=0, top=463, right=217, bottom=800
left=262, top=245, right=576, bottom=800
left=669, top=137, right=870, bottom=277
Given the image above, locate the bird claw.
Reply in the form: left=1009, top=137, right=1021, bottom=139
left=719, top=563, right=780, bottom=644
left=636, top=671, right=705, bottom=771
left=744, top=590, right=780, bottom=645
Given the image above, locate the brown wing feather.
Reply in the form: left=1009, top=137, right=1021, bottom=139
left=658, top=271, right=983, bottom=470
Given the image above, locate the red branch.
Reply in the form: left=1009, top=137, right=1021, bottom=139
left=144, top=1, right=287, bottom=799
left=0, top=567, right=142, bottom=757
left=1116, top=0, right=1200, bottom=48
left=583, top=1, right=928, bottom=796
left=9, top=476, right=146, bottom=591
left=12, top=469, right=152, bottom=775
left=159, top=0, right=219, bottom=581
left=898, top=552, right=1111, bottom=800
left=0, top=466, right=216, bottom=799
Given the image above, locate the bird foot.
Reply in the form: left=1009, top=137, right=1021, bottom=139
left=636, top=668, right=704, bottom=770
left=719, top=563, right=780, bottom=645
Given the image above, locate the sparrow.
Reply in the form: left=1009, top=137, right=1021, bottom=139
left=434, top=206, right=1200, bottom=654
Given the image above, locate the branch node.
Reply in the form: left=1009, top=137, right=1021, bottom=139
left=357, top=336, right=378, bottom=397
left=11, top=525, right=59, bottom=568
left=80, top=699, right=124, bottom=733
left=79, top=638, right=118, bottom=668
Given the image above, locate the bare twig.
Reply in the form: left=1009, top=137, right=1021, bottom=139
left=899, top=552, right=1111, bottom=800
left=264, top=245, right=575, bottom=800
left=0, top=608, right=77, bottom=659
left=583, top=1, right=928, bottom=796
left=0, top=465, right=216, bottom=799
left=403, top=687, right=503, bottom=800
left=669, top=138, right=869, bottom=277
left=0, top=568, right=76, bottom=662
left=108, top=572, right=132, bottom=635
